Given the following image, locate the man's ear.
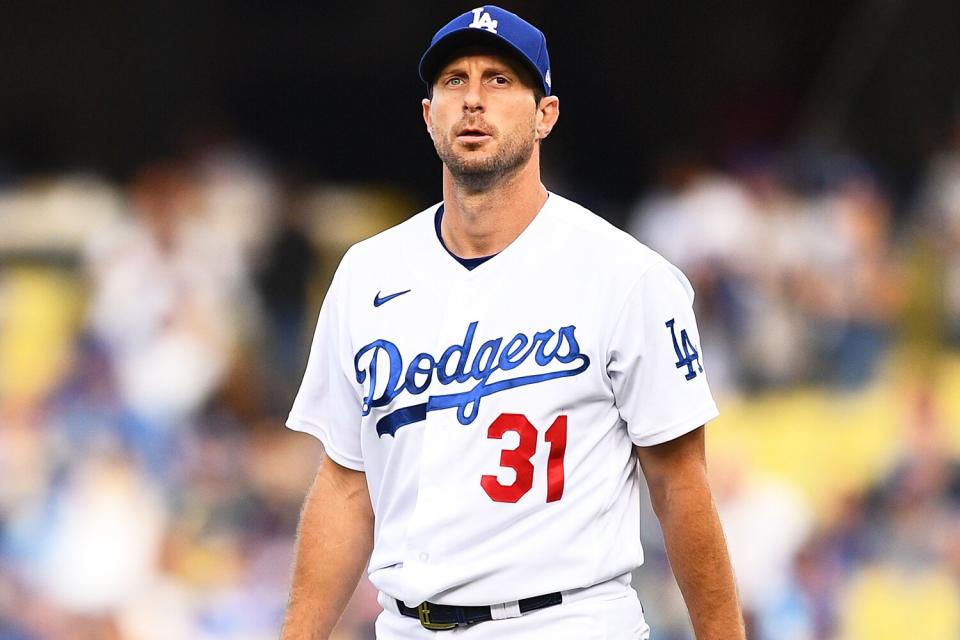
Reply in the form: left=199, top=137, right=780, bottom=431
left=422, top=98, right=433, bottom=135
left=535, top=96, right=560, bottom=141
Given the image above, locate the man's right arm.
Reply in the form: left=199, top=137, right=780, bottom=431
left=281, top=451, right=374, bottom=640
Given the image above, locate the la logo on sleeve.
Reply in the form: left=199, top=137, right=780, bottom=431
left=665, top=318, right=703, bottom=381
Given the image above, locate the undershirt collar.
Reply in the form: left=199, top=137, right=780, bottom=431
left=434, top=204, right=498, bottom=271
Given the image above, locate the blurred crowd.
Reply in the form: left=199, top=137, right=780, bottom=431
left=0, top=141, right=398, bottom=640
left=1, top=125, right=960, bottom=639
left=629, top=129, right=960, bottom=638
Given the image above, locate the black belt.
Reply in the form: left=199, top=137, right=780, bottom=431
left=397, top=592, right=563, bottom=630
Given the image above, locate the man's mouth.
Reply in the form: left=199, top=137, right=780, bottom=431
left=456, top=126, right=492, bottom=144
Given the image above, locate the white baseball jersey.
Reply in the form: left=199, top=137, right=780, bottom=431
left=287, top=192, right=718, bottom=607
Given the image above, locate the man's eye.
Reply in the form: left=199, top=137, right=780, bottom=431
left=447, top=77, right=464, bottom=86
left=491, top=76, right=509, bottom=85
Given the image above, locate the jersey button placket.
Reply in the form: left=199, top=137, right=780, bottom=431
left=407, top=273, right=477, bottom=578
left=403, top=276, right=465, bottom=590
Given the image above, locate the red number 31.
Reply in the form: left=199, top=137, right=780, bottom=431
left=480, top=413, right=567, bottom=504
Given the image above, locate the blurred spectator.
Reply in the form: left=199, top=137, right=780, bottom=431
left=188, top=136, right=279, bottom=270
left=862, top=388, right=960, bottom=564
left=629, top=151, right=903, bottom=392
left=915, top=119, right=960, bottom=345
left=31, top=453, right=166, bottom=615
left=797, top=175, right=902, bottom=388
left=710, top=453, right=812, bottom=636
left=85, top=161, right=245, bottom=435
left=629, top=157, right=759, bottom=392
left=254, top=200, right=317, bottom=403
left=756, top=495, right=868, bottom=640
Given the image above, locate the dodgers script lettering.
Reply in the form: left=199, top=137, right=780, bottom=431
left=354, top=321, right=590, bottom=436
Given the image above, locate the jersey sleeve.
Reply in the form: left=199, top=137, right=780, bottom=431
left=607, top=260, right=719, bottom=447
left=286, top=252, right=365, bottom=470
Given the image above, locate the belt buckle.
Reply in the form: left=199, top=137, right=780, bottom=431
left=417, top=602, right=457, bottom=631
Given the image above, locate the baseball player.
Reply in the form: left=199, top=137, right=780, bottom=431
left=282, top=6, right=744, bottom=639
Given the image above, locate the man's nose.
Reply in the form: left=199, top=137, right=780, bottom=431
left=462, top=80, right=484, bottom=112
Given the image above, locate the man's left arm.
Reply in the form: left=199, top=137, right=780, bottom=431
left=635, top=426, right=745, bottom=640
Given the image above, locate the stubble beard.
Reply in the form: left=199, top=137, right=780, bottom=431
left=433, top=117, right=537, bottom=193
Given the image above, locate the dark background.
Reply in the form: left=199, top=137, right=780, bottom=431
left=4, top=0, right=959, bottom=212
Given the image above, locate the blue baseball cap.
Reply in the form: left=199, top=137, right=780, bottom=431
left=419, top=6, right=552, bottom=96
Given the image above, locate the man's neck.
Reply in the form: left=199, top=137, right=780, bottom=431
left=440, top=157, right=548, bottom=258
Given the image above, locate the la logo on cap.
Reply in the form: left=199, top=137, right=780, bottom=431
left=469, top=7, right=498, bottom=33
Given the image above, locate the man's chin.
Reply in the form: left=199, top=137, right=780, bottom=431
left=453, top=145, right=495, bottom=161
left=436, top=142, right=531, bottom=185
left=447, top=156, right=498, bottom=176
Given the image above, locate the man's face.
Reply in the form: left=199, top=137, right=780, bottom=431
left=423, top=50, right=544, bottom=188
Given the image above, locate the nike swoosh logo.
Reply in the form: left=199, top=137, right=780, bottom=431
left=374, top=289, right=411, bottom=307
